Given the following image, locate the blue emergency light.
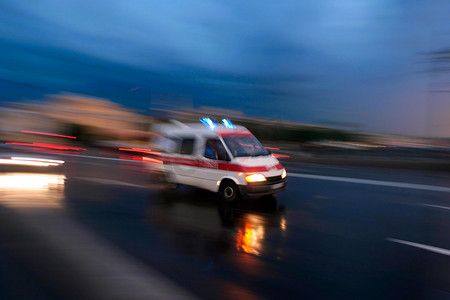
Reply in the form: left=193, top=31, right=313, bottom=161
left=222, top=118, right=236, bottom=128
left=199, top=117, right=216, bottom=129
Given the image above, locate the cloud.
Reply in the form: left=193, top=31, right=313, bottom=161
left=0, top=0, right=449, bottom=136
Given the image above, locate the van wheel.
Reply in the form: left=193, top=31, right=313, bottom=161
left=163, top=172, right=177, bottom=189
left=220, top=181, right=239, bottom=202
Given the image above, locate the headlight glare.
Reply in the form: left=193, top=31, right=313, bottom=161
left=245, top=174, right=266, bottom=183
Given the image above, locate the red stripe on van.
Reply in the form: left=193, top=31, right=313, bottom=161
left=157, top=154, right=283, bottom=173
left=217, top=130, right=253, bottom=137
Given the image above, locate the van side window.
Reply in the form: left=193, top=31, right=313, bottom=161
left=156, top=136, right=179, bottom=153
left=204, top=139, right=229, bottom=161
left=180, top=138, right=195, bottom=155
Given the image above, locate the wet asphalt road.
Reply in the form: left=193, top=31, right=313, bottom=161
left=0, top=149, right=449, bottom=299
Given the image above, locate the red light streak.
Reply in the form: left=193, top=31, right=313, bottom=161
left=118, top=155, right=143, bottom=161
left=272, top=154, right=290, bottom=158
left=240, top=144, right=261, bottom=148
left=21, top=131, right=77, bottom=139
left=119, top=147, right=153, bottom=154
left=143, top=157, right=163, bottom=164
left=6, top=142, right=86, bottom=151
left=9, top=147, right=72, bottom=154
left=264, top=146, right=280, bottom=150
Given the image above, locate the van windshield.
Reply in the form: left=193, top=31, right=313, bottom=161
left=222, top=135, right=270, bottom=157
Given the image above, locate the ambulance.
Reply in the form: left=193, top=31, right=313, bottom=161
left=149, top=118, right=287, bottom=201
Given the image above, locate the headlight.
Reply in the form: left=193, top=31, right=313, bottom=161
left=245, top=174, right=266, bottom=183
left=281, top=169, right=287, bottom=179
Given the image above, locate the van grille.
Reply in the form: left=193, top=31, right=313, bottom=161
left=266, top=175, right=283, bottom=183
left=248, top=175, right=285, bottom=186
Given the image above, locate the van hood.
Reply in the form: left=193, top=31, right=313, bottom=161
left=234, top=155, right=283, bottom=171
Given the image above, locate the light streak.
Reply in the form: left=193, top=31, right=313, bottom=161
left=119, top=147, right=153, bottom=154
left=0, top=159, right=58, bottom=167
left=0, top=157, right=65, bottom=167
left=0, top=173, right=65, bottom=190
left=272, top=154, right=290, bottom=158
left=21, top=131, right=77, bottom=139
left=11, top=157, right=64, bottom=164
left=6, top=142, right=86, bottom=151
left=241, top=144, right=261, bottom=148
left=142, top=157, right=163, bottom=164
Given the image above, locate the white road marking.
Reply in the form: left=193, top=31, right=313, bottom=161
left=419, top=203, right=450, bottom=210
left=75, top=177, right=146, bottom=188
left=57, top=153, right=153, bottom=164
left=386, top=238, right=450, bottom=256
left=288, top=173, right=450, bottom=193
left=19, top=152, right=448, bottom=193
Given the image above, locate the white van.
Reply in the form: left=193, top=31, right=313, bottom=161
left=148, top=118, right=287, bottom=201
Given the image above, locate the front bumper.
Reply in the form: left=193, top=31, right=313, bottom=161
left=238, top=178, right=287, bottom=197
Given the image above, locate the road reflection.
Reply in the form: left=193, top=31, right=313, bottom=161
left=148, top=188, right=286, bottom=259
left=0, top=172, right=65, bottom=208
left=235, top=216, right=265, bottom=255
left=220, top=196, right=286, bottom=257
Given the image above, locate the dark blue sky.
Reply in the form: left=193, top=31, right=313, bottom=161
left=0, top=1, right=449, bottom=137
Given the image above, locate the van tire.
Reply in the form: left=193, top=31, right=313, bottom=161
left=163, top=172, right=177, bottom=189
left=220, top=181, right=240, bottom=202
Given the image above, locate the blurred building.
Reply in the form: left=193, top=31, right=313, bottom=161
left=0, top=93, right=154, bottom=147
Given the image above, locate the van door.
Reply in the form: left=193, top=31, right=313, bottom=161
left=171, top=137, right=198, bottom=185
left=196, top=138, right=231, bottom=192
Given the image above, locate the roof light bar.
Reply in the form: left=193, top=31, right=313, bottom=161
left=199, top=117, right=216, bottom=129
left=222, top=118, right=236, bottom=128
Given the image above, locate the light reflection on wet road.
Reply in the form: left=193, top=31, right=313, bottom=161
left=0, top=152, right=449, bottom=299
left=0, top=173, right=65, bottom=209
